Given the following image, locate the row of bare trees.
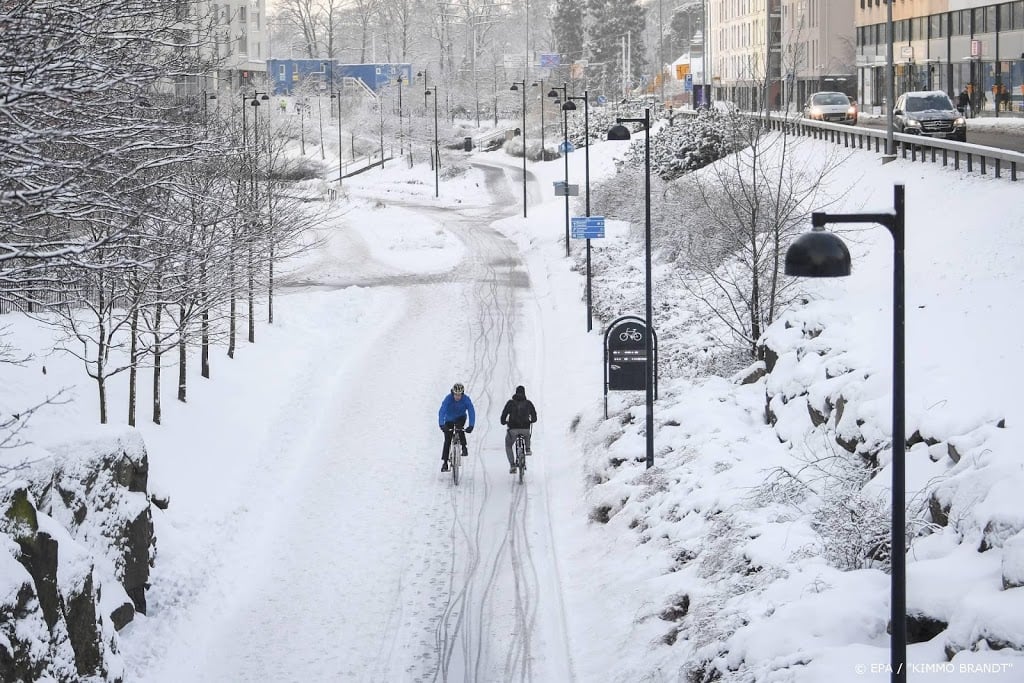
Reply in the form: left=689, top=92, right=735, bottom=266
left=1, top=1, right=318, bottom=429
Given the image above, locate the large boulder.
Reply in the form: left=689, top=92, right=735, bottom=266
left=31, top=428, right=154, bottom=616
left=0, top=427, right=153, bottom=682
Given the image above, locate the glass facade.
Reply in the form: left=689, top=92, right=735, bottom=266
left=856, top=1, right=1024, bottom=114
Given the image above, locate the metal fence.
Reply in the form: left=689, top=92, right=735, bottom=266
left=677, top=110, right=1023, bottom=183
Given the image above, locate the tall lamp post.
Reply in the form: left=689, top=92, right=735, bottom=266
left=532, top=79, right=545, bottom=154
left=425, top=85, right=440, bottom=198
left=549, top=83, right=570, bottom=257
left=566, top=91, right=591, bottom=330
left=510, top=80, right=528, bottom=218
left=784, top=184, right=906, bottom=683
left=396, top=74, right=405, bottom=155
left=330, top=92, right=343, bottom=183
left=245, top=91, right=268, bottom=344
left=607, top=109, right=654, bottom=470
left=885, top=0, right=895, bottom=157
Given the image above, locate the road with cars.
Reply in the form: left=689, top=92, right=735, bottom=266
left=856, top=115, right=1024, bottom=153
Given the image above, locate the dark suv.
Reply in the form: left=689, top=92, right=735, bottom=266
left=893, top=91, right=967, bottom=142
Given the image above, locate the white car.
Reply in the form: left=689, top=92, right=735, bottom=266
left=711, top=100, right=739, bottom=114
left=802, top=91, right=858, bottom=125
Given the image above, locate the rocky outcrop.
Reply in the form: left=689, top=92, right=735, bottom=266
left=1, top=428, right=155, bottom=682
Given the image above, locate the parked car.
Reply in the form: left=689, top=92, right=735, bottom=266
left=893, top=90, right=967, bottom=142
left=802, top=91, right=858, bottom=125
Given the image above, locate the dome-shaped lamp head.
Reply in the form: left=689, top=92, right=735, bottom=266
left=510, top=83, right=520, bottom=91
left=606, top=123, right=631, bottom=140
left=784, top=228, right=852, bottom=277
left=562, top=100, right=577, bottom=111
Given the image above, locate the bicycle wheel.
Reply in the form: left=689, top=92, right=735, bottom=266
left=515, top=439, right=525, bottom=484
left=451, top=442, right=462, bottom=485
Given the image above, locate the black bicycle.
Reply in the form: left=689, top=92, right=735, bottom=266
left=448, top=425, right=466, bottom=486
left=511, top=430, right=528, bottom=484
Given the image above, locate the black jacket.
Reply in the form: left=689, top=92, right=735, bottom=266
left=500, top=388, right=537, bottom=429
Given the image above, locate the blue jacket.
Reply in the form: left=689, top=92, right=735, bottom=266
left=438, top=392, right=475, bottom=428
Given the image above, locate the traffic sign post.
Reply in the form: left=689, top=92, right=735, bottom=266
left=603, top=315, right=658, bottom=418
left=553, top=181, right=580, bottom=197
left=571, top=216, right=605, bottom=239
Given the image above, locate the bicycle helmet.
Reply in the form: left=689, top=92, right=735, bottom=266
left=452, top=382, right=465, bottom=394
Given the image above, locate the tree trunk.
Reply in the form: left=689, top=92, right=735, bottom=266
left=200, top=259, right=210, bottom=377
left=228, top=224, right=236, bottom=358
left=177, top=304, right=187, bottom=403
left=128, top=306, right=139, bottom=426
left=247, top=223, right=255, bottom=343
left=152, top=304, right=162, bottom=425
left=97, top=280, right=108, bottom=424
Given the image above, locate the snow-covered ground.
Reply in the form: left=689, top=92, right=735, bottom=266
left=4, top=113, right=1024, bottom=681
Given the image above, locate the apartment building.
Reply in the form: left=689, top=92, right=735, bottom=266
left=181, top=1, right=268, bottom=94
left=855, top=1, right=1024, bottom=113
left=708, top=0, right=855, bottom=110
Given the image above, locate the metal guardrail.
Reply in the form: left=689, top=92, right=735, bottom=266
left=677, top=110, right=1022, bottom=182
left=338, top=145, right=395, bottom=178
left=473, top=128, right=512, bottom=149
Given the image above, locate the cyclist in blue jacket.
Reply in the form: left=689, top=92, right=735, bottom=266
left=438, top=382, right=476, bottom=472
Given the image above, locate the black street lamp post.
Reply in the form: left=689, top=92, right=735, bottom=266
left=532, top=79, right=545, bottom=154
left=510, top=80, right=528, bottom=218
left=298, top=97, right=306, bottom=155
left=396, top=74, right=405, bottom=155
left=245, top=91, right=268, bottom=344
left=425, top=86, right=440, bottom=197
left=566, top=91, right=591, bottom=331
left=549, top=83, right=570, bottom=257
left=330, top=93, right=343, bottom=183
left=202, top=91, right=217, bottom=129
left=377, top=98, right=385, bottom=169
left=784, top=184, right=906, bottom=683
left=607, top=109, right=654, bottom=469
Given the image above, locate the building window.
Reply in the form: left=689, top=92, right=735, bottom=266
left=954, top=10, right=969, bottom=36
left=1014, top=2, right=1024, bottom=30
left=911, top=17, right=925, bottom=41
left=238, top=32, right=247, bottom=55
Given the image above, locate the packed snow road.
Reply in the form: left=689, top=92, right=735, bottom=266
left=126, top=164, right=575, bottom=682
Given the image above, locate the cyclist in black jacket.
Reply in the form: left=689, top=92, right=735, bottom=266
left=500, top=385, right=537, bottom=473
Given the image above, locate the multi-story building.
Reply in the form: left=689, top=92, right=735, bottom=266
left=855, top=1, right=1024, bottom=113
left=708, top=0, right=855, bottom=111
left=180, top=1, right=268, bottom=94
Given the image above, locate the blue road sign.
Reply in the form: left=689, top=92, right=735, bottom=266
left=684, top=74, right=693, bottom=92
left=559, top=140, right=575, bottom=153
left=596, top=95, right=607, bottom=105
left=571, top=216, right=605, bottom=239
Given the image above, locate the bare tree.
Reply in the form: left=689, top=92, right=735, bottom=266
left=275, top=0, right=325, bottom=57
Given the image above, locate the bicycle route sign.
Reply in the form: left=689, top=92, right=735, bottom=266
left=571, top=216, right=605, bottom=239
left=605, top=316, right=650, bottom=391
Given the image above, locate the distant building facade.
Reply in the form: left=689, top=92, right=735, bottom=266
left=708, top=0, right=855, bottom=111
left=855, top=0, right=1024, bottom=113
left=172, top=0, right=268, bottom=96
